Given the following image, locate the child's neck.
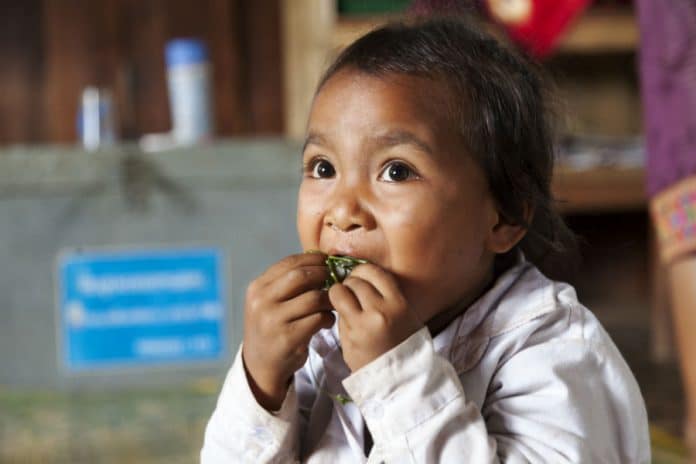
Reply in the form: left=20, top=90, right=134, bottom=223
left=425, top=273, right=493, bottom=338
left=426, top=253, right=516, bottom=338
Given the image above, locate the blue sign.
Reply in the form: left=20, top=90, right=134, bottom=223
left=58, top=247, right=225, bottom=371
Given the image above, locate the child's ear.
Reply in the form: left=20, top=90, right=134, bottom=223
left=485, top=206, right=532, bottom=254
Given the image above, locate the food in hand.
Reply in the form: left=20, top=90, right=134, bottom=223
left=324, top=255, right=368, bottom=289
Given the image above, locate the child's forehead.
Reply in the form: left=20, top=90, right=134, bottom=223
left=310, top=69, right=460, bottom=145
left=319, top=69, right=452, bottom=107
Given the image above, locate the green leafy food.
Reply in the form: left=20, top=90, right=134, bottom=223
left=334, top=394, right=352, bottom=405
left=324, top=255, right=368, bottom=289
left=304, top=253, right=367, bottom=404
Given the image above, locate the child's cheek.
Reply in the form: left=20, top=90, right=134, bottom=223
left=296, top=187, right=324, bottom=249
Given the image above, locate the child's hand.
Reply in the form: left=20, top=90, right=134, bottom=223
left=328, top=263, right=423, bottom=372
left=242, top=253, right=334, bottom=411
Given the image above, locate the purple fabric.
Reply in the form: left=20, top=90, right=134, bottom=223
left=636, top=0, right=696, bottom=196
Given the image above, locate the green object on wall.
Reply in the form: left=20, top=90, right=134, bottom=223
left=338, top=0, right=411, bottom=15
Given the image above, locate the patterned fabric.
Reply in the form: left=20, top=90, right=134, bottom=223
left=651, top=175, right=696, bottom=263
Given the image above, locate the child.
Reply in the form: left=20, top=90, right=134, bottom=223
left=202, top=17, right=650, bottom=463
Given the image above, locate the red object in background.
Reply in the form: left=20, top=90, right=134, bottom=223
left=483, top=0, right=592, bottom=58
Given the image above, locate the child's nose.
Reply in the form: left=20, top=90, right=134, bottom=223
left=324, top=184, right=376, bottom=233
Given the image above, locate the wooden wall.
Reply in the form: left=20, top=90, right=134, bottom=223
left=0, top=0, right=283, bottom=144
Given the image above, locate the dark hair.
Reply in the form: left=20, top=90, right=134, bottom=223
left=316, top=16, right=578, bottom=277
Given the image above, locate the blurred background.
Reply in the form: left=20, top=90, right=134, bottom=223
left=0, top=0, right=687, bottom=462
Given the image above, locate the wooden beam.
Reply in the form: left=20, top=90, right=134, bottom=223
left=282, top=0, right=336, bottom=139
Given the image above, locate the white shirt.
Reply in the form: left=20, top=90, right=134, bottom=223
left=201, top=261, right=651, bottom=463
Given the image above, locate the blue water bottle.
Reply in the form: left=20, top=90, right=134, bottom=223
left=165, top=39, right=214, bottom=145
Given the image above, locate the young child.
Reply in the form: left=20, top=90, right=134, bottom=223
left=202, top=17, right=650, bottom=463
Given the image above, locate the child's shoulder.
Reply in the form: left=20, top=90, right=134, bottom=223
left=473, top=261, right=625, bottom=371
left=476, top=262, right=608, bottom=350
left=456, top=261, right=639, bottom=411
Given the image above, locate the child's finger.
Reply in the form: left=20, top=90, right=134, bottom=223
left=328, top=283, right=362, bottom=325
left=281, top=289, right=332, bottom=322
left=348, top=263, right=402, bottom=302
left=342, top=275, right=383, bottom=311
left=257, top=252, right=327, bottom=286
left=266, top=265, right=329, bottom=301
left=287, top=310, right=336, bottom=346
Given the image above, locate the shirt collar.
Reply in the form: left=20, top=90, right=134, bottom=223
left=433, top=256, right=557, bottom=372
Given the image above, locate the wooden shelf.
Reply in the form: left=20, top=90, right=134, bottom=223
left=557, top=8, right=638, bottom=53
left=332, top=8, right=638, bottom=54
left=552, top=165, right=646, bottom=214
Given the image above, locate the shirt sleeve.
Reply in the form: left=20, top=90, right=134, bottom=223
left=200, top=346, right=301, bottom=464
left=342, top=327, right=500, bottom=463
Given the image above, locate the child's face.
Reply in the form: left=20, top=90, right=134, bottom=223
left=298, top=70, right=502, bottom=323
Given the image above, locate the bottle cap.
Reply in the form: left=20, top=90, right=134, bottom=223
left=166, top=39, right=208, bottom=67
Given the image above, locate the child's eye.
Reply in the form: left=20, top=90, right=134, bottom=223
left=378, top=161, right=418, bottom=182
left=306, top=158, right=336, bottom=179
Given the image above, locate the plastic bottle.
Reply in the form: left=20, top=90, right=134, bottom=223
left=165, top=39, right=214, bottom=145
left=79, top=87, right=117, bottom=151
